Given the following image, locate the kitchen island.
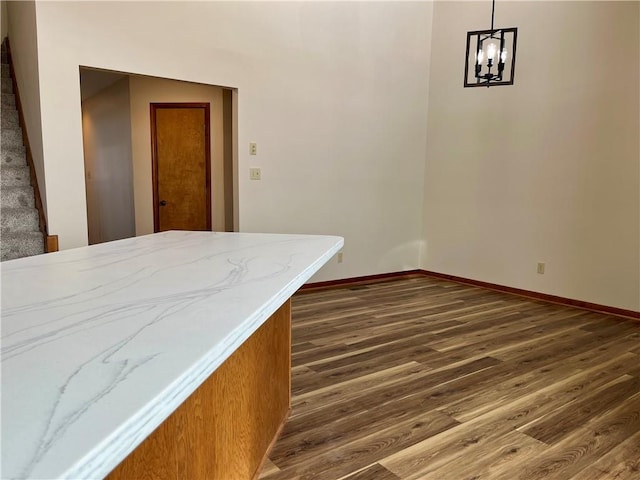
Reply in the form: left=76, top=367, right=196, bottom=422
left=1, top=231, right=343, bottom=479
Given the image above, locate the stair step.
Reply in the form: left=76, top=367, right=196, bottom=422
left=1, top=141, right=25, bottom=153
left=1, top=231, right=45, bottom=261
left=1, top=77, right=12, bottom=94
left=0, top=185, right=35, bottom=208
left=1, top=147, right=27, bottom=166
left=2, top=92, right=15, bottom=108
left=1, top=165, right=31, bottom=186
left=1, top=64, right=9, bottom=78
left=1, top=109, right=19, bottom=128
left=1, top=207, right=40, bottom=232
left=1, top=127, right=23, bottom=149
left=1, top=207, right=39, bottom=233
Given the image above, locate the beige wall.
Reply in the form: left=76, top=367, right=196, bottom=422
left=32, top=2, right=433, bottom=284
left=1, top=1, right=8, bottom=40
left=6, top=1, right=47, bottom=214
left=128, top=76, right=225, bottom=235
left=81, top=77, right=135, bottom=244
left=10, top=1, right=640, bottom=310
left=421, top=1, right=640, bottom=310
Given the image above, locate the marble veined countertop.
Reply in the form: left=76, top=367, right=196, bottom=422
left=1, top=231, right=343, bottom=479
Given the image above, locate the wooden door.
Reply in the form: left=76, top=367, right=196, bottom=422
left=151, top=103, right=211, bottom=232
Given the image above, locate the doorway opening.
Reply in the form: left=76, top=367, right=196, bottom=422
left=79, top=67, right=238, bottom=244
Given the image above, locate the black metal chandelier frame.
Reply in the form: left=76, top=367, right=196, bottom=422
left=464, top=0, right=518, bottom=88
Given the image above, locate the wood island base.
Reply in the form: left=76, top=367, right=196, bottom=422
left=106, top=299, right=292, bottom=480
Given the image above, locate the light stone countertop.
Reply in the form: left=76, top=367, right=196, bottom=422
left=1, top=231, right=343, bottom=480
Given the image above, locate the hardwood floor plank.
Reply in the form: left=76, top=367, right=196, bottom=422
left=271, top=391, right=459, bottom=470
left=377, top=358, right=640, bottom=478
left=260, top=277, right=640, bottom=480
left=273, top=410, right=458, bottom=480
left=293, top=310, right=374, bottom=330
left=292, top=341, right=379, bottom=366
left=309, top=343, right=437, bottom=384
left=276, top=358, right=502, bottom=468
left=425, top=311, right=573, bottom=352
left=441, top=350, right=639, bottom=423
left=306, top=334, right=440, bottom=372
left=290, top=362, right=429, bottom=417
left=519, top=375, right=640, bottom=445
left=310, top=315, right=461, bottom=348
left=339, top=319, right=463, bottom=350
left=580, top=317, right=640, bottom=334
left=515, top=391, right=640, bottom=480
left=413, top=430, right=547, bottom=480
left=288, top=356, right=503, bottom=437
left=290, top=366, right=323, bottom=396
left=570, top=430, right=640, bottom=480
left=418, top=317, right=590, bottom=367
left=629, top=342, right=640, bottom=354
left=291, top=323, right=343, bottom=344
left=291, top=342, right=318, bottom=355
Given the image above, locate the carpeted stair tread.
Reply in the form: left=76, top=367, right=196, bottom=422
left=2, top=92, right=15, bottom=108
left=1, top=207, right=40, bottom=232
left=1, top=231, right=45, bottom=261
left=1, top=64, right=9, bottom=78
left=2, top=77, right=12, bottom=93
left=1, top=165, right=31, bottom=187
left=1, top=141, right=25, bottom=153
left=0, top=185, right=35, bottom=208
left=2, top=127, right=23, bottom=148
left=1, top=147, right=27, bottom=166
left=1, top=108, right=19, bottom=128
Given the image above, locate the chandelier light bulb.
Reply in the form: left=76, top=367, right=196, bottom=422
left=500, top=50, right=508, bottom=62
left=487, top=43, right=498, bottom=61
left=477, top=49, right=485, bottom=64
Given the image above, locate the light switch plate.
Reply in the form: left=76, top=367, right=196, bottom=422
left=249, top=167, right=261, bottom=180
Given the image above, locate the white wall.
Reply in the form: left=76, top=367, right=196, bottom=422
left=422, top=1, right=640, bottom=311
left=81, top=77, right=135, bottom=245
left=128, top=76, right=225, bottom=235
left=6, top=1, right=47, bottom=214
left=33, top=1, right=433, bottom=282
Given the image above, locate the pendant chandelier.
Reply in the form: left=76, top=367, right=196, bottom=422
left=464, top=0, right=518, bottom=87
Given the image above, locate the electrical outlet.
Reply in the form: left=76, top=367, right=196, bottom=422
left=249, top=142, right=257, bottom=155
left=537, top=262, right=545, bottom=274
left=337, top=252, right=343, bottom=263
left=249, top=167, right=261, bottom=180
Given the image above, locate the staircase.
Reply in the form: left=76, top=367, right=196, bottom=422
left=1, top=41, right=45, bottom=261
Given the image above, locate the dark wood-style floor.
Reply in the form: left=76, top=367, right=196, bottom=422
left=259, top=276, right=640, bottom=480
